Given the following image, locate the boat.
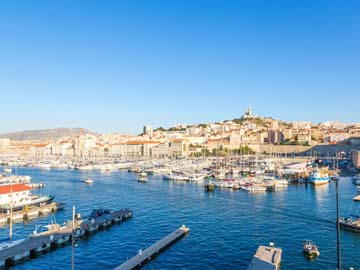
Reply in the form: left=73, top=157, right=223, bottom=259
left=138, top=172, right=148, bottom=183
left=0, top=184, right=54, bottom=212
left=0, top=183, right=25, bottom=250
left=83, top=177, right=94, bottom=184
left=274, top=179, right=288, bottom=188
left=339, top=215, right=360, bottom=232
left=309, top=168, right=330, bottom=185
left=163, top=173, right=189, bottom=181
left=38, top=163, right=52, bottom=170
left=31, top=220, right=71, bottom=237
left=242, top=185, right=267, bottom=193
left=303, top=240, right=320, bottom=259
left=189, top=174, right=205, bottom=182
left=204, top=182, right=215, bottom=191
left=0, top=175, right=31, bottom=185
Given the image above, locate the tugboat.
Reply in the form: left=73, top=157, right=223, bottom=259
left=303, top=240, right=320, bottom=259
left=309, top=168, right=330, bottom=185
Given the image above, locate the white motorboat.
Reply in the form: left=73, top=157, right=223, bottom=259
left=83, top=178, right=94, bottom=184
left=242, top=185, right=267, bottom=192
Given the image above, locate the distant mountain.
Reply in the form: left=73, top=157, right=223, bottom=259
left=0, top=128, right=95, bottom=141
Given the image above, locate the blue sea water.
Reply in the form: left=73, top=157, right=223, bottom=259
left=1, top=167, right=360, bottom=270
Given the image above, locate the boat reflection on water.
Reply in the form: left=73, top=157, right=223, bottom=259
left=312, top=181, right=331, bottom=205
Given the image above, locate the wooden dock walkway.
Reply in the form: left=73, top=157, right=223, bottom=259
left=0, top=208, right=133, bottom=269
left=247, top=243, right=282, bottom=270
left=115, top=225, right=190, bottom=270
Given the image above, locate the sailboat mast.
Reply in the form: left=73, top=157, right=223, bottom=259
left=71, top=206, right=75, bottom=270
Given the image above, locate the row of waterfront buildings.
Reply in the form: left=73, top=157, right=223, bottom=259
left=1, top=108, right=360, bottom=161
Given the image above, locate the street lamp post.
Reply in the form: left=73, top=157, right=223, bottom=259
left=336, top=178, right=342, bottom=270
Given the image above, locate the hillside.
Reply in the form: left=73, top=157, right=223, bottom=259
left=0, top=128, right=94, bottom=141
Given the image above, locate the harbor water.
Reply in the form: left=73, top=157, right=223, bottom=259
left=2, top=167, right=360, bottom=270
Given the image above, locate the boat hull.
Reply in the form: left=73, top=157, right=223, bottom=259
left=0, top=195, right=55, bottom=212
left=309, top=177, right=330, bottom=185
left=339, top=220, right=360, bottom=232
left=303, top=250, right=319, bottom=260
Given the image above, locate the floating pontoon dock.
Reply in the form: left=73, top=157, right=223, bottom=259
left=247, top=243, right=282, bottom=270
left=115, top=225, right=190, bottom=270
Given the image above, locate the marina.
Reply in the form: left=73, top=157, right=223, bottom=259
left=0, top=166, right=358, bottom=269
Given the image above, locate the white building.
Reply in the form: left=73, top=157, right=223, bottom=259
left=0, top=138, right=10, bottom=154
left=186, top=127, right=200, bottom=136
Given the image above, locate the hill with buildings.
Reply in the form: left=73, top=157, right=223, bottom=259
left=0, top=128, right=93, bottom=141
left=0, top=106, right=359, bottom=160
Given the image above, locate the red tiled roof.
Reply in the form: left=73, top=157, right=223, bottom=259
left=0, top=184, right=32, bottom=195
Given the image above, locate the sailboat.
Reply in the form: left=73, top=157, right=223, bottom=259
left=0, top=183, right=25, bottom=250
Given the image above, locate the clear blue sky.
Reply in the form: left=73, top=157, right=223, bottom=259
left=0, top=0, right=359, bottom=134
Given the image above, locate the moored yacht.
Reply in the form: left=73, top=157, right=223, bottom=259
left=242, top=184, right=267, bottom=192
left=339, top=215, right=360, bottom=232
